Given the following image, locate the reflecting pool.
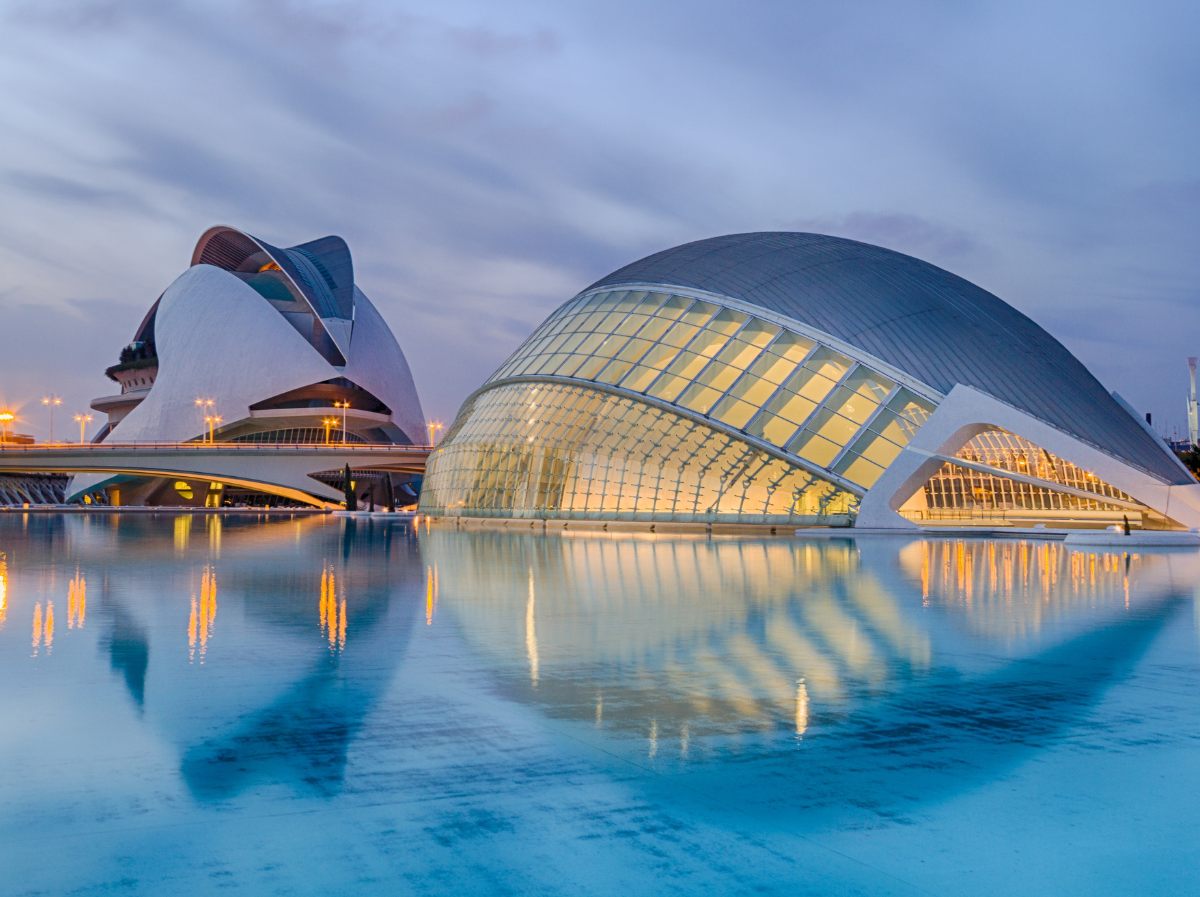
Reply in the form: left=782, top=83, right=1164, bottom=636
left=2, top=514, right=1200, bottom=895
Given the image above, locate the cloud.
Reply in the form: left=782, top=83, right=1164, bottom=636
left=0, top=0, right=1197, bottom=431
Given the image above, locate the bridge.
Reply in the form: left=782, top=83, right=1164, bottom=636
left=0, top=442, right=432, bottom=508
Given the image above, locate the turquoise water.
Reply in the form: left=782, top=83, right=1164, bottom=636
left=2, top=514, right=1199, bottom=895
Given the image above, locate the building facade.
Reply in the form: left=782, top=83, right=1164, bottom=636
left=71, top=226, right=426, bottom=506
left=420, top=233, right=1200, bottom=530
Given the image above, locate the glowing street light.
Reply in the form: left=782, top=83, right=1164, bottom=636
left=195, top=398, right=214, bottom=442
left=74, top=413, right=92, bottom=444
left=428, top=421, right=443, bottom=446
left=0, top=411, right=14, bottom=443
left=334, top=401, right=350, bottom=444
left=205, top=415, right=222, bottom=443
left=42, top=395, right=61, bottom=442
left=323, top=417, right=338, bottom=444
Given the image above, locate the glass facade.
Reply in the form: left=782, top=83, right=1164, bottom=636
left=906, top=429, right=1152, bottom=523
left=487, top=289, right=938, bottom=492
left=420, top=382, right=856, bottom=524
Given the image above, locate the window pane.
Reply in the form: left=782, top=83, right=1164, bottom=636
left=661, top=322, right=702, bottom=348
left=696, top=361, right=740, bottom=392
left=823, top=384, right=878, bottom=425
left=647, top=373, right=690, bottom=402
left=620, top=365, right=661, bottom=392
left=665, top=351, right=710, bottom=381
left=789, top=430, right=841, bottom=466
left=802, top=346, right=852, bottom=381
left=764, top=390, right=818, bottom=425
left=596, top=359, right=635, bottom=385
left=635, top=343, right=682, bottom=371
left=715, top=338, right=761, bottom=369
left=635, top=315, right=674, bottom=343
left=615, top=337, right=654, bottom=364
left=835, top=454, right=886, bottom=488
left=784, top=367, right=839, bottom=404
left=680, top=301, right=718, bottom=326
left=748, top=353, right=801, bottom=385
left=739, top=319, right=781, bottom=347
left=707, top=307, right=748, bottom=335
left=807, top=408, right=861, bottom=445
left=841, top=366, right=896, bottom=403
left=678, top=383, right=724, bottom=415
left=711, top=396, right=759, bottom=429
left=686, top=329, right=731, bottom=359
left=746, top=411, right=802, bottom=447
left=634, top=292, right=672, bottom=315
left=855, top=431, right=904, bottom=467
left=726, top=373, right=780, bottom=406
left=768, top=331, right=817, bottom=363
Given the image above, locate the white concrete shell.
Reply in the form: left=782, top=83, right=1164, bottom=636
left=345, top=286, right=426, bottom=445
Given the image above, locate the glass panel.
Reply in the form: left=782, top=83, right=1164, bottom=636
left=677, top=383, right=724, bottom=415
left=783, top=367, right=839, bottom=405
left=802, top=346, right=852, bottom=382
left=635, top=315, right=674, bottom=343
left=803, top=407, right=861, bottom=446
left=684, top=329, right=731, bottom=359
left=714, top=338, right=761, bottom=370
left=707, top=307, right=748, bottom=335
left=574, top=355, right=610, bottom=380
left=614, top=337, right=654, bottom=364
left=789, top=430, right=842, bottom=467
left=629, top=343, right=680, bottom=373
left=726, top=373, right=781, bottom=407
left=822, top=384, right=877, bottom=425
left=739, top=319, right=781, bottom=347
left=747, top=353, right=802, bottom=386
left=835, top=455, right=886, bottom=488
left=841, top=367, right=896, bottom=403
left=419, top=380, right=859, bottom=523
left=747, top=412, right=802, bottom=448
left=634, top=292, right=671, bottom=315
left=655, top=295, right=692, bottom=321
left=660, top=322, right=703, bottom=348
left=646, top=374, right=690, bottom=403
left=614, top=314, right=648, bottom=337
left=595, top=291, right=626, bottom=311
left=853, top=432, right=905, bottom=468
left=680, top=301, right=718, bottom=327
left=596, top=360, right=635, bottom=385
left=619, top=365, right=662, bottom=393
left=768, top=331, right=817, bottom=363
left=711, top=396, right=760, bottom=429
left=695, top=361, right=740, bottom=392
left=663, top=351, right=711, bottom=381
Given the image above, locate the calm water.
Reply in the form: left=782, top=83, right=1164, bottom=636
left=2, top=514, right=1200, bottom=895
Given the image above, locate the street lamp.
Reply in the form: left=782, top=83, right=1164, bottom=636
left=323, top=417, right=337, bottom=444
left=195, top=398, right=214, bottom=442
left=0, top=411, right=13, bottom=443
left=205, top=415, right=222, bottom=443
left=74, top=413, right=92, bottom=444
left=42, top=395, right=61, bottom=442
left=428, top=421, right=443, bottom=446
left=334, top=401, right=350, bottom=444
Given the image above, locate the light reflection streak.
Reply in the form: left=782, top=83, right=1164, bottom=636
left=425, top=565, right=438, bottom=625
left=68, top=568, right=86, bottom=629
left=31, top=602, right=42, bottom=653
left=188, top=565, right=217, bottom=663
left=525, top=567, right=539, bottom=687
left=0, top=552, right=7, bottom=630
left=795, top=679, right=809, bottom=737
left=319, top=562, right=346, bottom=652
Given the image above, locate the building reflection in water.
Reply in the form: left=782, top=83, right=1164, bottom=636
left=901, top=539, right=1150, bottom=639
left=420, top=530, right=1191, bottom=759
left=31, top=600, right=53, bottom=655
left=188, top=565, right=217, bottom=663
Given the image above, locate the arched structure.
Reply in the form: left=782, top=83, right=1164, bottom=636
left=73, top=226, right=426, bottom=506
left=419, top=233, right=1200, bottom=531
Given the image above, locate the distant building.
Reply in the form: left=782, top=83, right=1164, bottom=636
left=420, top=233, right=1200, bottom=530
left=72, top=226, right=425, bottom=506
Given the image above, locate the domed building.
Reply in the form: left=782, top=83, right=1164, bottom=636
left=420, top=233, right=1200, bottom=531
left=71, top=226, right=425, bottom=506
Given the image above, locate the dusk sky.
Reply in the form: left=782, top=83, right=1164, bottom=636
left=1, top=0, right=1197, bottom=439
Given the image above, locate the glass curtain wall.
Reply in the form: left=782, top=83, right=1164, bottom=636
left=487, top=289, right=938, bottom=492
left=907, top=429, right=1155, bottom=525
left=419, top=382, right=857, bottom=524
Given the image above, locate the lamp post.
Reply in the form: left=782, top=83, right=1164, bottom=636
left=206, top=415, right=222, bottom=443
left=335, top=401, right=349, bottom=443
left=195, top=398, right=214, bottom=442
left=74, top=413, right=92, bottom=444
left=428, top=421, right=443, bottom=446
left=0, top=411, right=13, bottom=443
left=323, top=417, right=337, bottom=444
left=42, top=395, right=61, bottom=443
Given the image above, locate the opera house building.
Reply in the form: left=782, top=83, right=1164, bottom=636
left=420, top=233, right=1200, bottom=531
left=71, top=226, right=426, bottom=506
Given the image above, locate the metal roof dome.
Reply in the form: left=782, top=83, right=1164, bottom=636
left=588, top=232, right=1185, bottom=484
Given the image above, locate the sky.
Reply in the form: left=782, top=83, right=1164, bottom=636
left=0, top=0, right=1198, bottom=440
